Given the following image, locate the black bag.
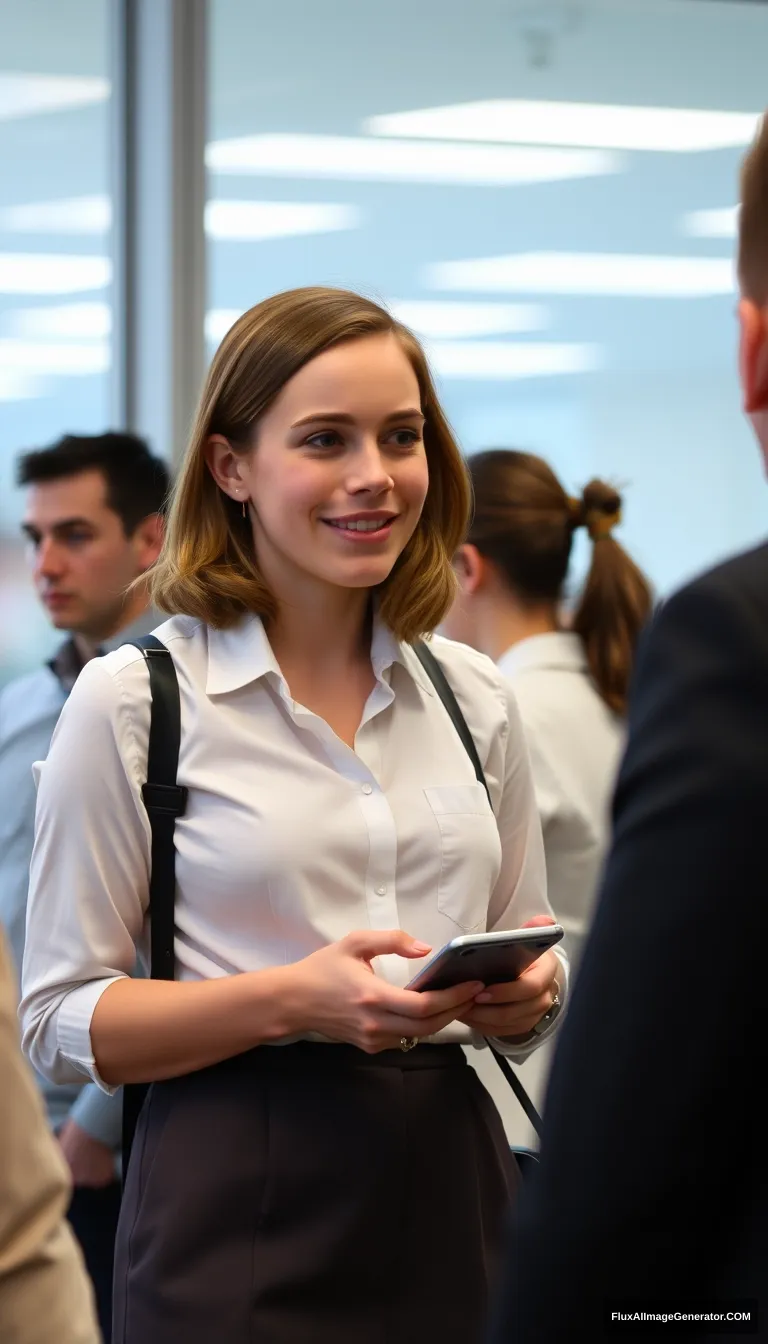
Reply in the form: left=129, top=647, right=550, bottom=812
left=122, top=636, right=543, bottom=1178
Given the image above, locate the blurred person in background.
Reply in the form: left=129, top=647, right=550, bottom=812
left=443, top=450, right=652, bottom=1142
left=0, top=432, right=168, bottom=1342
left=0, top=926, right=100, bottom=1344
left=489, top=113, right=768, bottom=1341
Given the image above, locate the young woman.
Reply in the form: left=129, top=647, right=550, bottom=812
left=443, top=449, right=652, bottom=1142
left=20, top=291, right=566, bottom=1344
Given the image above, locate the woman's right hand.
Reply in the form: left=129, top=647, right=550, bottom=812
left=280, top=929, right=483, bottom=1053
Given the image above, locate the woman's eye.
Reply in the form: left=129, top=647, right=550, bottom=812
left=388, top=428, right=421, bottom=448
left=306, top=431, right=342, bottom=450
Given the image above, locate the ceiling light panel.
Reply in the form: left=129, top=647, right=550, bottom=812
left=427, top=252, right=735, bottom=298
left=366, top=100, right=760, bottom=153
left=425, top=340, right=601, bottom=379
left=0, top=73, right=109, bottom=121
left=206, top=134, right=620, bottom=185
left=3, top=302, right=111, bottom=340
left=205, top=200, right=360, bottom=240
left=0, top=196, right=111, bottom=234
left=0, top=254, right=111, bottom=294
left=684, top=207, right=739, bottom=239
left=389, top=300, right=547, bottom=338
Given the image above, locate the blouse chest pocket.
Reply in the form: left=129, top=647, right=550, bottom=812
left=424, top=784, right=502, bottom=933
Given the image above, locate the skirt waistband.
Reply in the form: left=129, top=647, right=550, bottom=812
left=212, top=1041, right=466, bottom=1075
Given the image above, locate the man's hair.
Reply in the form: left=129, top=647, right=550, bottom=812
left=739, top=112, right=768, bottom=305
left=16, top=432, right=171, bottom=535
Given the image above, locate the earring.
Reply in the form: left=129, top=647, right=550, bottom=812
left=241, top=499, right=247, bottom=519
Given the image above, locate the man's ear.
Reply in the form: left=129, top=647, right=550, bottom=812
left=133, top=512, right=165, bottom=571
left=739, top=299, right=768, bottom=414
left=453, top=544, right=485, bottom=595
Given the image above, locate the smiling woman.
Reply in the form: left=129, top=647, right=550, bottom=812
left=21, top=285, right=565, bottom=1344
left=152, top=286, right=469, bottom=640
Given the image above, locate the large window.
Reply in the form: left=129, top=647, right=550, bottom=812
left=0, top=0, right=111, bottom=683
left=208, top=0, right=768, bottom=598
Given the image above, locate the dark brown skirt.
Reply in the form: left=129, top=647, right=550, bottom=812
left=113, top=1042, right=518, bottom=1344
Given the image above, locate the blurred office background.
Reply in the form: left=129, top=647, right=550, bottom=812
left=1, top=0, right=767, bottom=684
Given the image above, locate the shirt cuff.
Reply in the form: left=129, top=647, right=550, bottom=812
left=68, top=1083, right=123, bottom=1149
left=472, top=946, right=570, bottom=1060
left=56, top=976, right=125, bottom=1094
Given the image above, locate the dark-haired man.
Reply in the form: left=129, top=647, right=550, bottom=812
left=0, top=432, right=169, bottom=1341
left=489, top=115, right=768, bottom=1343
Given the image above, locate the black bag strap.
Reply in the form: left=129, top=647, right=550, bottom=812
left=413, top=639, right=544, bottom=1141
left=121, top=635, right=187, bottom=1177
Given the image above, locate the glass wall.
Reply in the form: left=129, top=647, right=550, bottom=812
left=0, top=0, right=111, bottom=683
left=207, top=0, right=768, bottom=599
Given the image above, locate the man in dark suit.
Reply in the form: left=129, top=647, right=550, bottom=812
left=489, top=116, right=768, bottom=1341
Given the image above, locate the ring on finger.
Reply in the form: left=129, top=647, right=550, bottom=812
left=399, top=1036, right=418, bottom=1053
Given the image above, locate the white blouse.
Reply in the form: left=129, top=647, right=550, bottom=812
left=21, top=613, right=565, bottom=1090
left=498, top=632, right=624, bottom=968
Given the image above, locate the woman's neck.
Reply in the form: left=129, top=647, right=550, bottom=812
left=266, top=587, right=372, bottom=677
left=482, top=603, right=558, bottom=664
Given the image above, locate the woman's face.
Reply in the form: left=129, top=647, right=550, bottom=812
left=225, top=332, right=430, bottom=600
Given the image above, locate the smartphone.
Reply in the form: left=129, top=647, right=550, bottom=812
left=405, top=926, right=564, bottom=993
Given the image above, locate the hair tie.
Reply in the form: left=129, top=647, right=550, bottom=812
left=567, top=496, right=584, bottom=527
left=585, top=507, right=622, bottom=542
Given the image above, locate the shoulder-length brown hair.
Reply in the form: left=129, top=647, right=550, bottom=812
left=150, top=287, right=471, bottom=642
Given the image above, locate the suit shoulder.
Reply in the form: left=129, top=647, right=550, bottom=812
left=674, top=542, right=768, bottom=620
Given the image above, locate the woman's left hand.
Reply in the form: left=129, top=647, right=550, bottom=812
left=458, top=916, right=562, bottom=1040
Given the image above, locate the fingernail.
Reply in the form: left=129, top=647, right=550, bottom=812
left=475, top=992, right=492, bottom=1003
left=412, top=941, right=431, bottom=953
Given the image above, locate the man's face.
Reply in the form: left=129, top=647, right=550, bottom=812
left=21, top=468, right=157, bottom=639
left=739, top=297, right=768, bottom=475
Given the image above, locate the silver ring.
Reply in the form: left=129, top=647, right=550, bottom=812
left=400, top=1036, right=418, bottom=1053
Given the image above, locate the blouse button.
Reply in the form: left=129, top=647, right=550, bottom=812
left=361, top=783, right=373, bottom=795
left=376, top=884, right=387, bottom=896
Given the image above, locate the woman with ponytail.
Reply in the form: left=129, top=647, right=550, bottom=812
left=443, top=449, right=653, bottom=1140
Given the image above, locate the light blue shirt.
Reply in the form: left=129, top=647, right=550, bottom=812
left=0, top=611, right=155, bottom=1150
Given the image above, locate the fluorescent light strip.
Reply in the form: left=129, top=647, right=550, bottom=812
left=366, top=100, right=761, bottom=153
left=425, top=341, right=601, bottom=380
left=0, top=254, right=111, bottom=295
left=2, top=302, right=112, bottom=340
left=0, top=196, right=111, bottom=235
left=389, top=299, right=547, bottom=338
left=0, top=339, right=109, bottom=375
left=427, top=252, right=735, bottom=298
left=0, top=196, right=361, bottom=242
left=0, top=370, right=41, bottom=402
left=206, top=134, right=619, bottom=185
left=205, top=300, right=549, bottom=348
left=0, top=73, right=109, bottom=122
left=205, top=199, right=360, bottom=240
left=684, top=206, right=739, bottom=239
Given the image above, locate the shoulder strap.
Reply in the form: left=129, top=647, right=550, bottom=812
left=412, top=641, right=492, bottom=809
left=413, top=639, right=543, bottom=1143
left=121, top=635, right=186, bottom=1177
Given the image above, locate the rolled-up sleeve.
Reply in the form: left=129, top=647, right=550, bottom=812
left=21, top=655, right=151, bottom=1091
left=478, top=680, right=569, bottom=1060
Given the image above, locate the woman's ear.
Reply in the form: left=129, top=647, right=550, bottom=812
left=204, top=435, right=249, bottom=501
left=454, top=544, right=485, bottom=595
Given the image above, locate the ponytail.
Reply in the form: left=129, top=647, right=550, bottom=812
left=466, top=452, right=653, bottom=717
left=570, top=480, right=653, bottom=715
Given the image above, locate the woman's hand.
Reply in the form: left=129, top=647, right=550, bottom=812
left=282, top=929, right=483, bottom=1053
left=459, top=916, right=562, bottom=1040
